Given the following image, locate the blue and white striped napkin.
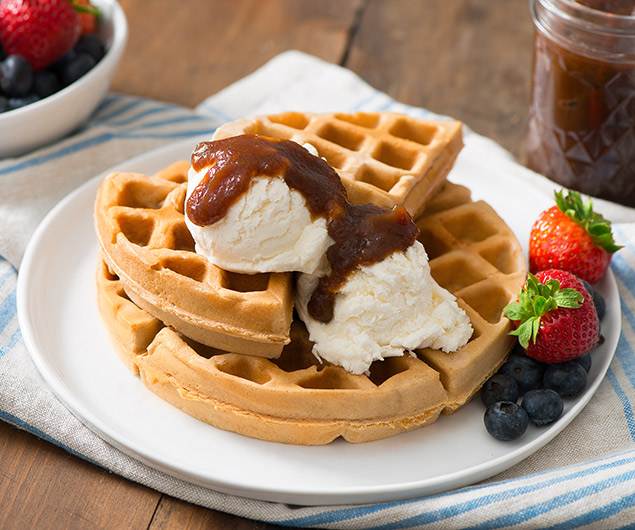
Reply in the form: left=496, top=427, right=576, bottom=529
left=3, top=50, right=635, bottom=528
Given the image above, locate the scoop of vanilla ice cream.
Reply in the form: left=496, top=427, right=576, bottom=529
left=295, top=241, right=472, bottom=375
left=185, top=165, right=332, bottom=274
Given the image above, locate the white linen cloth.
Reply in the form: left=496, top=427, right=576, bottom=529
left=2, top=50, right=635, bottom=528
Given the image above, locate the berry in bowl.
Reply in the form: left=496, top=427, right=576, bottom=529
left=0, top=0, right=127, bottom=158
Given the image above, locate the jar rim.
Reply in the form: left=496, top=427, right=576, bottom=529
left=534, top=0, right=635, bottom=32
left=531, top=0, right=635, bottom=61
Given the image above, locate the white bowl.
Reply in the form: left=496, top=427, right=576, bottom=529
left=0, top=0, right=128, bottom=158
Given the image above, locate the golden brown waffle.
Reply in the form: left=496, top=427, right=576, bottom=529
left=212, top=111, right=463, bottom=219
left=97, top=264, right=448, bottom=444
left=96, top=259, right=162, bottom=375
left=95, top=179, right=526, bottom=445
left=94, top=161, right=294, bottom=358
left=415, top=183, right=527, bottom=411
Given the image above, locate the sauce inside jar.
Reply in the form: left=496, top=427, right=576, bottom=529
left=526, top=0, right=635, bottom=206
left=576, top=0, right=634, bottom=15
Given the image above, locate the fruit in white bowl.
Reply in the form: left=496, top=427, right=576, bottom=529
left=0, top=0, right=127, bottom=158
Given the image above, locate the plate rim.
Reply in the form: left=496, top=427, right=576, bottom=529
left=16, top=137, right=622, bottom=505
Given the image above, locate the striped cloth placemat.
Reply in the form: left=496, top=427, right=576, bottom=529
left=2, top=50, right=635, bottom=529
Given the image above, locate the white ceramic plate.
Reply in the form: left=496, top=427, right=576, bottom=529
left=17, top=137, right=621, bottom=506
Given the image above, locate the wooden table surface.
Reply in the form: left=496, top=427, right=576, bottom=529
left=0, top=1, right=535, bottom=528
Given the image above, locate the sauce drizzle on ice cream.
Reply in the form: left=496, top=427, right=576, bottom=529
left=308, top=203, right=418, bottom=322
left=187, top=134, right=347, bottom=226
left=187, top=134, right=419, bottom=323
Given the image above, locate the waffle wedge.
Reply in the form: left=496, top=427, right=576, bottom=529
left=212, top=111, right=463, bottom=218
left=94, top=161, right=294, bottom=357
left=415, top=183, right=527, bottom=411
left=96, top=178, right=526, bottom=445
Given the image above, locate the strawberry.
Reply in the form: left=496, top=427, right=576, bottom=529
left=503, top=270, right=600, bottom=363
left=529, top=189, right=621, bottom=284
left=0, top=0, right=82, bottom=71
left=73, top=0, right=100, bottom=35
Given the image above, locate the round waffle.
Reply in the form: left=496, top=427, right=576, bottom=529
left=96, top=174, right=526, bottom=444
left=212, top=111, right=463, bottom=219
left=94, top=160, right=294, bottom=358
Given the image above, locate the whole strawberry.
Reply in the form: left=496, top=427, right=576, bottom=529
left=0, top=0, right=82, bottom=71
left=503, top=270, right=599, bottom=363
left=529, top=190, right=621, bottom=284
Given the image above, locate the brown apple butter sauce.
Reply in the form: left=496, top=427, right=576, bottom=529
left=526, top=0, right=635, bottom=206
left=186, top=135, right=419, bottom=323
left=188, top=134, right=348, bottom=226
left=307, top=203, right=418, bottom=323
left=576, top=1, right=634, bottom=15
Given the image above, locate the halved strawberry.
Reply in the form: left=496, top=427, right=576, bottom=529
left=503, top=270, right=600, bottom=363
left=529, top=190, right=621, bottom=284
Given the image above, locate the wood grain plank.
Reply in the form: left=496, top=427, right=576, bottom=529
left=345, top=0, right=534, bottom=158
left=0, top=422, right=160, bottom=529
left=149, top=495, right=301, bottom=530
left=113, top=0, right=365, bottom=108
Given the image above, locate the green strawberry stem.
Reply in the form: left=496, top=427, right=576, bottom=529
left=555, top=189, right=622, bottom=254
left=70, top=0, right=100, bottom=15
left=503, top=273, right=583, bottom=348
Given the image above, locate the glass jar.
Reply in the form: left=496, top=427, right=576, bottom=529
left=526, top=0, right=635, bottom=206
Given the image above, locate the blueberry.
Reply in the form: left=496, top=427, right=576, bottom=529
left=573, top=352, right=592, bottom=373
left=74, top=34, right=105, bottom=62
left=33, top=70, right=61, bottom=98
left=580, top=278, right=593, bottom=296
left=61, top=53, right=96, bottom=86
left=0, top=95, right=10, bottom=113
left=544, top=361, right=587, bottom=398
left=592, top=290, right=606, bottom=321
left=481, top=374, right=520, bottom=408
left=521, top=389, right=564, bottom=426
left=0, top=55, right=33, bottom=98
left=50, top=50, right=77, bottom=77
left=581, top=278, right=606, bottom=321
left=8, top=94, right=40, bottom=110
left=498, top=353, right=544, bottom=395
left=484, top=401, right=529, bottom=441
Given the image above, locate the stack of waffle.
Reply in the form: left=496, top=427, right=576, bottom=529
left=94, top=112, right=526, bottom=445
